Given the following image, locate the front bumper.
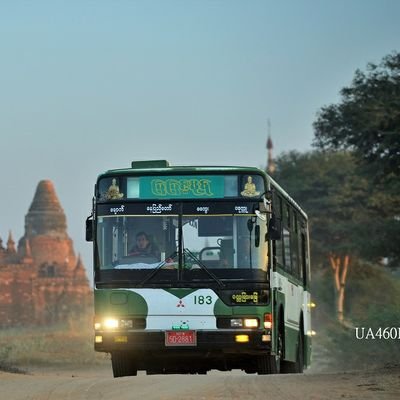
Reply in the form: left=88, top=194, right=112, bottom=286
left=95, top=330, right=272, bottom=355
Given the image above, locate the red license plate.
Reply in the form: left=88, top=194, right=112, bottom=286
left=165, top=330, right=197, bottom=346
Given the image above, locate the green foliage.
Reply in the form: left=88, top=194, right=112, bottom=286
left=330, top=323, right=400, bottom=370
left=274, top=150, right=371, bottom=264
left=274, top=149, right=400, bottom=266
left=311, top=52, right=400, bottom=265
left=313, top=51, right=400, bottom=179
left=346, top=261, right=400, bottom=321
left=334, top=264, right=400, bottom=368
left=312, top=262, right=400, bottom=370
left=311, top=269, right=335, bottom=312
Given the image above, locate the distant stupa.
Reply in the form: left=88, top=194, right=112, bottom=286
left=25, top=180, right=67, bottom=236
left=19, top=179, right=77, bottom=268
left=0, top=180, right=91, bottom=327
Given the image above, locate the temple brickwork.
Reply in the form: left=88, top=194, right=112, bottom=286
left=0, top=180, right=92, bottom=327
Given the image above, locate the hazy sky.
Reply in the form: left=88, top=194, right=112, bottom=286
left=1, top=0, right=399, bottom=278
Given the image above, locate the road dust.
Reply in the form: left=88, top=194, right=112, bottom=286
left=1, top=363, right=399, bottom=400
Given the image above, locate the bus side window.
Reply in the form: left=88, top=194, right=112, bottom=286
left=301, top=232, right=307, bottom=287
left=283, top=228, right=291, bottom=273
left=286, top=205, right=291, bottom=229
left=283, top=203, right=292, bottom=274
left=291, top=209, right=300, bottom=279
left=273, top=194, right=284, bottom=268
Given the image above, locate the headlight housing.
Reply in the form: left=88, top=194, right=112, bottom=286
left=94, top=317, right=146, bottom=330
left=244, top=318, right=259, bottom=328
left=227, top=318, right=259, bottom=328
left=103, top=318, right=119, bottom=329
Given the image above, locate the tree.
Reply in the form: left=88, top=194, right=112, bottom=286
left=313, top=52, right=400, bottom=266
left=313, top=51, right=400, bottom=179
left=274, top=151, right=374, bottom=324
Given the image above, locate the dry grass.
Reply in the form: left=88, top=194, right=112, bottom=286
left=0, top=319, right=108, bottom=370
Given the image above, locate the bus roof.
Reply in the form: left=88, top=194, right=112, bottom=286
left=103, top=165, right=266, bottom=176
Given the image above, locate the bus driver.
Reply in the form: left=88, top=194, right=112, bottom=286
left=128, top=232, right=159, bottom=258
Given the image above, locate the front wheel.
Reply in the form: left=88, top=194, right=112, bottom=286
left=281, top=331, right=304, bottom=373
left=294, top=331, right=304, bottom=373
left=111, top=353, right=137, bottom=378
left=256, top=355, right=277, bottom=375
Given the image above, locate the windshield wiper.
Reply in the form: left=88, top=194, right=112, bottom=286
left=139, top=251, right=178, bottom=286
left=133, top=248, right=226, bottom=288
left=183, top=248, right=225, bottom=288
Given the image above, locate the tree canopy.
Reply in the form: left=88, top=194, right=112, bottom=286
left=313, top=52, right=400, bottom=179
left=274, top=151, right=364, bottom=265
left=311, top=51, right=400, bottom=267
left=273, top=150, right=400, bottom=267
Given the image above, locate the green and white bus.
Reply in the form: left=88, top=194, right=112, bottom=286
left=86, top=160, right=312, bottom=377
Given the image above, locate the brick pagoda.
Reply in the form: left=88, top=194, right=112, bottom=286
left=0, top=180, right=91, bottom=326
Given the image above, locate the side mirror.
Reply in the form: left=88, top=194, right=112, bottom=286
left=86, top=214, right=93, bottom=242
left=267, top=215, right=281, bottom=240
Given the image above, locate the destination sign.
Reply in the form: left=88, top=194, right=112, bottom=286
left=139, top=176, right=225, bottom=199
left=98, top=174, right=266, bottom=201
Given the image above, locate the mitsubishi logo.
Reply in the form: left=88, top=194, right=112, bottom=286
left=176, top=299, right=185, bottom=307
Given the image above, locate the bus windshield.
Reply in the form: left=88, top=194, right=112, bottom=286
left=95, top=201, right=269, bottom=285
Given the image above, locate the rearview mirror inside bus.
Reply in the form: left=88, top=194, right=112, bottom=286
left=267, top=215, right=281, bottom=241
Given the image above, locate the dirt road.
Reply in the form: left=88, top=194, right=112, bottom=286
left=1, top=364, right=399, bottom=400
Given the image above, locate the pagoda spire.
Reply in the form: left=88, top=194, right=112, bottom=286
left=266, top=119, right=276, bottom=174
left=20, top=237, right=33, bottom=263
left=74, top=253, right=89, bottom=283
left=7, top=231, right=17, bottom=253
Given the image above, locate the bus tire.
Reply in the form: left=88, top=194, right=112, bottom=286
left=281, top=330, right=304, bottom=373
left=275, top=315, right=284, bottom=374
left=111, top=353, right=137, bottom=378
left=257, top=324, right=283, bottom=375
left=257, top=355, right=277, bottom=375
left=294, top=331, right=304, bottom=373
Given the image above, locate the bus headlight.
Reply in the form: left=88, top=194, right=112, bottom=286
left=230, top=319, right=243, bottom=328
left=104, top=318, right=119, bottom=329
left=120, top=319, right=133, bottom=329
left=244, top=318, right=259, bottom=328
left=229, top=318, right=259, bottom=328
